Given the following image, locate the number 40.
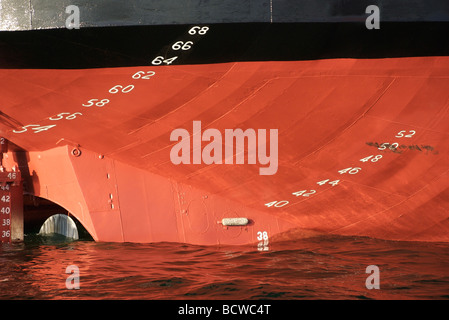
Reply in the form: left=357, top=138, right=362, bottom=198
left=264, top=200, right=289, bottom=208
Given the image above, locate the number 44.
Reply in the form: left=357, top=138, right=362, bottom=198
left=317, top=179, right=340, bottom=186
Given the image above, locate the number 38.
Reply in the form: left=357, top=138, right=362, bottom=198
left=257, top=231, right=268, bottom=241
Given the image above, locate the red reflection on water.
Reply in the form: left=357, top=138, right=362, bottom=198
left=1, top=235, right=449, bottom=300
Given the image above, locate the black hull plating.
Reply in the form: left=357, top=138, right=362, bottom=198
left=1, top=22, right=449, bottom=69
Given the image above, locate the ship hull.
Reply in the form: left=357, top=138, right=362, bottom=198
left=1, top=6, right=449, bottom=245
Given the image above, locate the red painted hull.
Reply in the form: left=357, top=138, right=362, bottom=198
left=1, top=57, right=449, bottom=244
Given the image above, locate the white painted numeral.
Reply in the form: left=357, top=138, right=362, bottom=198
left=188, top=26, right=209, bottom=35
left=151, top=56, right=164, bottom=65
left=109, top=85, right=134, bottom=94
left=257, top=231, right=268, bottom=241
left=50, top=113, right=69, bottom=121
left=378, top=142, right=399, bottom=151
left=1, top=207, right=10, bottom=214
left=66, top=112, right=82, bottom=120
left=316, top=179, right=340, bottom=186
left=1, top=230, right=10, bottom=238
left=2, top=218, right=10, bottom=226
left=13, top=124, right=56, bottom=134
left=151, top=56, right=178, bottom=65
left=316, top=179, right=328, bottom=186
left=13, top=124, right=39, bottom=133
left=292, top=190, right=316, bottom=197
left=132, top=71, right=156, bottom=79
left=33, top=125, right=56, bottom=133
left=1, top=196, right=10, bottom=202
left=265, top=200, right=289, bottom=208
left=172, top=41, right=193, bottom=51
left=49, top=112, right=82, bottom=121
left=389, top=143, right=399, bottom=151
left=338, top=167, right=361, bottom=175
left=360, top=155, right=383, bottom=162
left=395, top=130, right=416, bottom=138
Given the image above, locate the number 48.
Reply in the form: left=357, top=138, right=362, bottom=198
left=360, top=155, right=382, bottom=162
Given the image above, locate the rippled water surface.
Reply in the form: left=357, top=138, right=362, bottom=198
left=1, top=234, right=449, bottom=300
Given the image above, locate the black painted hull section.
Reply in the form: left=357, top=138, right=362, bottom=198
left=1, top=22, right=449, bottom=69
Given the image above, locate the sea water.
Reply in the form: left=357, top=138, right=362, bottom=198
left=1, top=233, right=448, bottom=300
